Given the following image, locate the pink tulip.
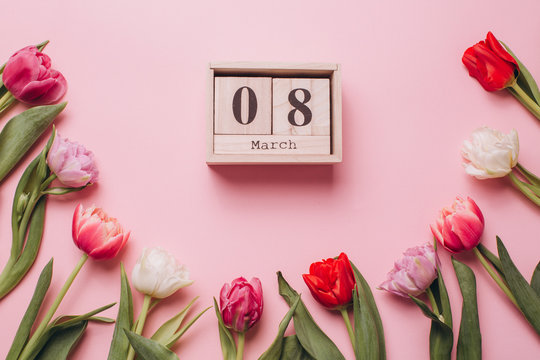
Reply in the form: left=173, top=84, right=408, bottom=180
left=430, top=196, right=484, bottom=253
left=220, top=277, right=263, bottom=333
left=2, top=46, right=67, bottom=105
left=47, top=132, right=98, bottom=188
left=72, top=204, right=130, bottom=260
left=379, top=243, right=438, bottom=297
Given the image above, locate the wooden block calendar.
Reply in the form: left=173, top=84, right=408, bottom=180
left=207, top=62, right=342, bottom=164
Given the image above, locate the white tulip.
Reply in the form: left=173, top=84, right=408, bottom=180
left=132, top=247, right=193, bottom=299
left=462, top=126, right=519, bottom=179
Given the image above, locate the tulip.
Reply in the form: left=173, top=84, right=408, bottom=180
left=47, top=132, right=98, bottom=187
left=462, top=126, right=519, bottom=179
left=2, top=45, right=67, bottom=105
left=72, top=204, right=130, bottom=260
left=379, top=243, right=438, bottom=297
left=302, top=252, right=355, bottom=310
left=220, top=277, right=263, bottom=333
left=463, top=32, right=518, bottom=92
left=132, top=247, right=193, bottom=299
left=430, top=196, right=484, bottom=253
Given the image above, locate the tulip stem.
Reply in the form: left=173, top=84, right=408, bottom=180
left=508, top=172, right=540, bottom=206
left=473, top=247, right=520, bottom=309
left=340, top=308, right=356, bottom=352
left=516, top=163, right=540, bottom=186
left=19, top=253, right=88, bottom=360
left=509, top=84, right=540, bottom=120
left=425, top=288, right=439, bottom=316
left=0, top=91, right=15, bottom=114
left=236, top=331, right=245, bottom=360
left=127, top=294, right=152, bottom=360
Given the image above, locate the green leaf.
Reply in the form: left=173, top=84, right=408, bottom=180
left=277, top=272, right=345, bottom=360
left=497, top=237, right=540, bottom=335
left=0, top=103, right=66, bottom=183
left=531, top=261, right=540, bottom=297
left=6, top=259, right=53, bottom=360
left=280, top=335, right=315, bottom=360
left=165, top=306, right=211, bottom=348
left=151, top=297, right=198, bottom=346
left=35, top=321, right=87, bottom=360
left=502, top=41, right=540, bottom=105
left=350, top=261, right=386, bottom=360
left=108, top=264, right=134, bottom=360
left=214, top=298, right=236, bottom=360
left=259, top=296, right=300, bottom=360
left=452, top=258, right=481, bottom=360
left=429, top=268, right=453, bottom=360
left=476, top=244, right=505, bottom=280
left=124, top=330, right=179, bottom=360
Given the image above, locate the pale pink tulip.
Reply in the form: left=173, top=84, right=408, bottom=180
left=2, top=46, right=67, bottom=105
left=72, top=204, right=130, bottom=260
left=47, top=132, right=98, bottom=188
left=220, top=277, right=263, bottom=333
left=379, top=243, right=438, bottom=297
left=431, top=196, right=484, bottom=253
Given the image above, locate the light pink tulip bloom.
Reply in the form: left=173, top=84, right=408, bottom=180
left=379, top=243, right=438, bottom=297
left=47, top=132, right=98, bottom=188
left=431, top=196, right=484, bottom=253
left=220, top=277, right=263, bottom=333
left=72, top=204, right=130, bottom=260
left=2, top=46, right=67, bottom=105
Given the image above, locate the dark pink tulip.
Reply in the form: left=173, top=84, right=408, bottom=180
left=2, top=46, right=67, bottom=105
left=219, top=277, right=263, bottom=333
left=431, top=196, right=485, bottom=253
left=72, top=204, right=130, bottom=260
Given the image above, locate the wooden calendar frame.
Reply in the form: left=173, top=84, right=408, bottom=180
left=206, top=62, right=342, bottom=165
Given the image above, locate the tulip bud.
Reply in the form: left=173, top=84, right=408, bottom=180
left=430, top=196, right=484, bottom=253
left=220, top=277, right=263, bottom=333
left=379, top=243, right=438, bottom=297
left=16, top=192, right=30, bottom=217
left=132, top=247, right=193, bottom=299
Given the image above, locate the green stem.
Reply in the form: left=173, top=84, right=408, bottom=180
left=340, top=308, right=356, bottom=352
left=127, top=294, right=152, bottom=360
left=236, top=331, right=245, bottom=360
left=516, top=163, right=540, bottom=186
left=19, top=253, right=88, bottom=360
left=473, top=247, right=520, bottom=310
left=0, top=91, right=15, bottom=114
left=509, top=83, right=540, bottom=120
left=508, top=172, right=540, bottom=206
left=425, top=287, right=440, bottom=316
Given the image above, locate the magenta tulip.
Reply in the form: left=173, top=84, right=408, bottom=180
left=379, top=243, right=438, bottom=297
left=47, top=132, right=98, bottom=188
left=219, top=277, right=263, bottom=333
left=2, top=46, right=67, bottom=105
left=430, top=196, right=484, bottom=253
left=72, top=204, right=130, bottom=260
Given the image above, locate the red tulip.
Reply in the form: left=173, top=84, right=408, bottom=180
left=219, top=277, right=263, bottom=333
left=72, top=204, right=130, bottom=260
left=462, top=32, right=519, bottom=91
left=302, top=252, right=355, bottom=310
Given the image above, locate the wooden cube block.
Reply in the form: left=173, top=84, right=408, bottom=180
left=214, top=77, right=272, bottom=134
left=272, top=78, right=330, bottom=136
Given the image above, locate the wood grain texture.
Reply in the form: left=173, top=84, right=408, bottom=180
left=272, top=78, right=330, bottom=136
left=214, top=77, right=272, bottom=135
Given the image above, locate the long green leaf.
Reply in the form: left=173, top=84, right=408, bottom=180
left=497, top=237, right=540, bottom=335
left=452, top=258, right=481, bottom=360
left=108, top=264, right=134, bottom=360
left=531, top=261, right=540, bottom=297
left=476, top=244, right=505, bottom=280
left=151, top=297, right=198, bottom=346
left=277, top=272, right=345, bottom=360
left=259, top=296, right=300, bottom=360
left=280, top=335, right=315, bottom=360
left=0, top=102, right=66, bottom=183
left=35, top=321, right=87, bottom=360
left=214, top=298, right=236, bottom=360
left=502, top=41, right=540, bottom=105
left=6, top=259, right=53, bottom=360
left=350, top=261, right=386, bottom=360
left=124, top=330, right=179, bottom=360
left=429, top=268, right=453, bottom=360
left=165, top=306, right=211, bottom=348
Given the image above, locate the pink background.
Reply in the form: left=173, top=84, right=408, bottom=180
left=1, top=0, right=540, bottom=358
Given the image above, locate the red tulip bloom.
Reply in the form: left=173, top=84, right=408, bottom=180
left=302, top=253, right=355, bottom=310
left=463, top=32, right=519, bottom=91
